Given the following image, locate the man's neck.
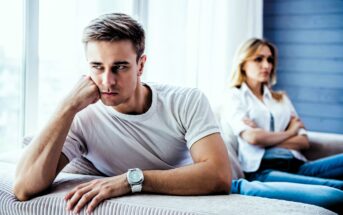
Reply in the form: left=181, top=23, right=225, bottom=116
left=113, top=83, right=152, bottom=115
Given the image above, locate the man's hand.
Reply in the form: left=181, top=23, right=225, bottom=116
left=65, top=174, right=130, bottom=214
left=64, top=75, right=100, bottom=112
left=286, top=116, right=304, bottom=136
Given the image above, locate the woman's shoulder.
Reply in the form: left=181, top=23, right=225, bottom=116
left=278, top=91, right=293, bottom=104
left=220, top=86, right=245, bottom=108
left=269, top=87, right=288, bottom=103
left=227, top=86, right=243, bottom=97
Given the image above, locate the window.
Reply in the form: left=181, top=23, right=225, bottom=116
left=1, top=0, right=265, bottom=153
left=0, top=1, right=23, bottom=152
left=38, top=0, right=134, bottom=129
left=0, top=0, right=135, bottom=152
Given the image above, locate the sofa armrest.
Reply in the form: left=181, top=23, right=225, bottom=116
left=303, top=131, right=343, bottom=161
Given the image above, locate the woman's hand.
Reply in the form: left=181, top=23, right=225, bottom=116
left=242, top=117, right=258, bottom=128
left=286, top=116, right=305, bottom=136
left=65, top=174, right=130, bottom=214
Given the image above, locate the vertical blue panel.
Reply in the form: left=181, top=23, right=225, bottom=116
left=264, top=0, right=343, bottom=134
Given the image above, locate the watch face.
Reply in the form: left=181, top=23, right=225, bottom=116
left=131, top=171, right=141, bottom=182
left=129, top=169, right=143, bottom=183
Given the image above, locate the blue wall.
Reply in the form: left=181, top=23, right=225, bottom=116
left=263, top=0, right=343, bottom=134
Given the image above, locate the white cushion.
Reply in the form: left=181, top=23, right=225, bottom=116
left=0, top=162, right=333, bottom=215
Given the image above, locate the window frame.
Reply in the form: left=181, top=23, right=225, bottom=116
left=22, top=0, right=39, bottom=138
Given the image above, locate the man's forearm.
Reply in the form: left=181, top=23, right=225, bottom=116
left=142, top=161, right=231, bottom=195
left=14, top=103, right=77, bottom=200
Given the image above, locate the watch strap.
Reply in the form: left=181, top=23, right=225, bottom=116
left=131, top=184, right=142, bottom=193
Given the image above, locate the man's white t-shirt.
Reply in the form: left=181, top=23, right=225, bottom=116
left=222, top=83, right=307, bottom=173
left=62, top=83, right=220, bottom=176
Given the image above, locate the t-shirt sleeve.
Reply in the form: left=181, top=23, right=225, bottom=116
left=222, top=90, right=251, bottom=137
left=62, top=115, right=87, bottom=161
left=182, top=89, right=220, bottom=149
left=283, top=94, right=308, bottom=136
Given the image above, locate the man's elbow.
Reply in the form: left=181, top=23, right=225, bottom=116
left=13, top=175, right=41, bottom=201
left=218, top=176, right=232, bottom=194
left=13, top=180, right=32, bottom=201
left=214, top=168, right=232, bottom=194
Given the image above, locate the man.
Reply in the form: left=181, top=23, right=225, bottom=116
left=14, top=13, right=231, bottom=214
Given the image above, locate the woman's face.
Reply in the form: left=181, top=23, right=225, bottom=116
left=243, top=45, right=273, bottom=85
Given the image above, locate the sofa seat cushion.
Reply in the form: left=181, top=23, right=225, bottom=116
left=0, top=161, right=334, bottom=215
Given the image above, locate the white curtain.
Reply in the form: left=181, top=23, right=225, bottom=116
left=140, top=0, right=263, bottom=107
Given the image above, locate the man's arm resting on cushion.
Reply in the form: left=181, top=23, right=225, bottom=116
left=13, top=105, right=75, bottom=201
left=143, top=132, right=232, bottom=194
left=13, top=76, right=99, bottom=201
left=64, top=133, right=232, bottom=214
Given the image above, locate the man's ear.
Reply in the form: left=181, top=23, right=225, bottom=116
left=138, top=55, right=147, bottom=76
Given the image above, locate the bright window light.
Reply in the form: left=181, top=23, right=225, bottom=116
left=0, top=1, right=23, bottom=152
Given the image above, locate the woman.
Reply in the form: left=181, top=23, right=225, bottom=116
left=225, top=38, right=343, bottom=212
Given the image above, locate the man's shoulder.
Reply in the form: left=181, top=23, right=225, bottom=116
left=148, top=82, right=203, bottom=98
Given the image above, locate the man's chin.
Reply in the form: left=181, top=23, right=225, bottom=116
left=100, top=98, right=121, bottom=107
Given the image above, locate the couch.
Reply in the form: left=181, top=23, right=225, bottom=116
left=0, top=128, right=342, bottom=214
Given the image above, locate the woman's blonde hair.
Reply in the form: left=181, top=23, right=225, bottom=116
left=229, top=38, right=283, bottom=101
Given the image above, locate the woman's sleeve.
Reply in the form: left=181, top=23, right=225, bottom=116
left=221, top=91, right=252, bottom=137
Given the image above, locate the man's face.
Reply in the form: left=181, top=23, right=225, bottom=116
left=85, top=40, right=145, bottom=107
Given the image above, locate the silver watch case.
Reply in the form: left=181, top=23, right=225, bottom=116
left=127, top=168, right=144, bottom=193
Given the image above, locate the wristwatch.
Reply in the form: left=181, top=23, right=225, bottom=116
left=126, top=168, right=144, bottom=193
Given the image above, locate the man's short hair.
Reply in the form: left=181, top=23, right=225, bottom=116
left=82, top=13, right=145, bottom=62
